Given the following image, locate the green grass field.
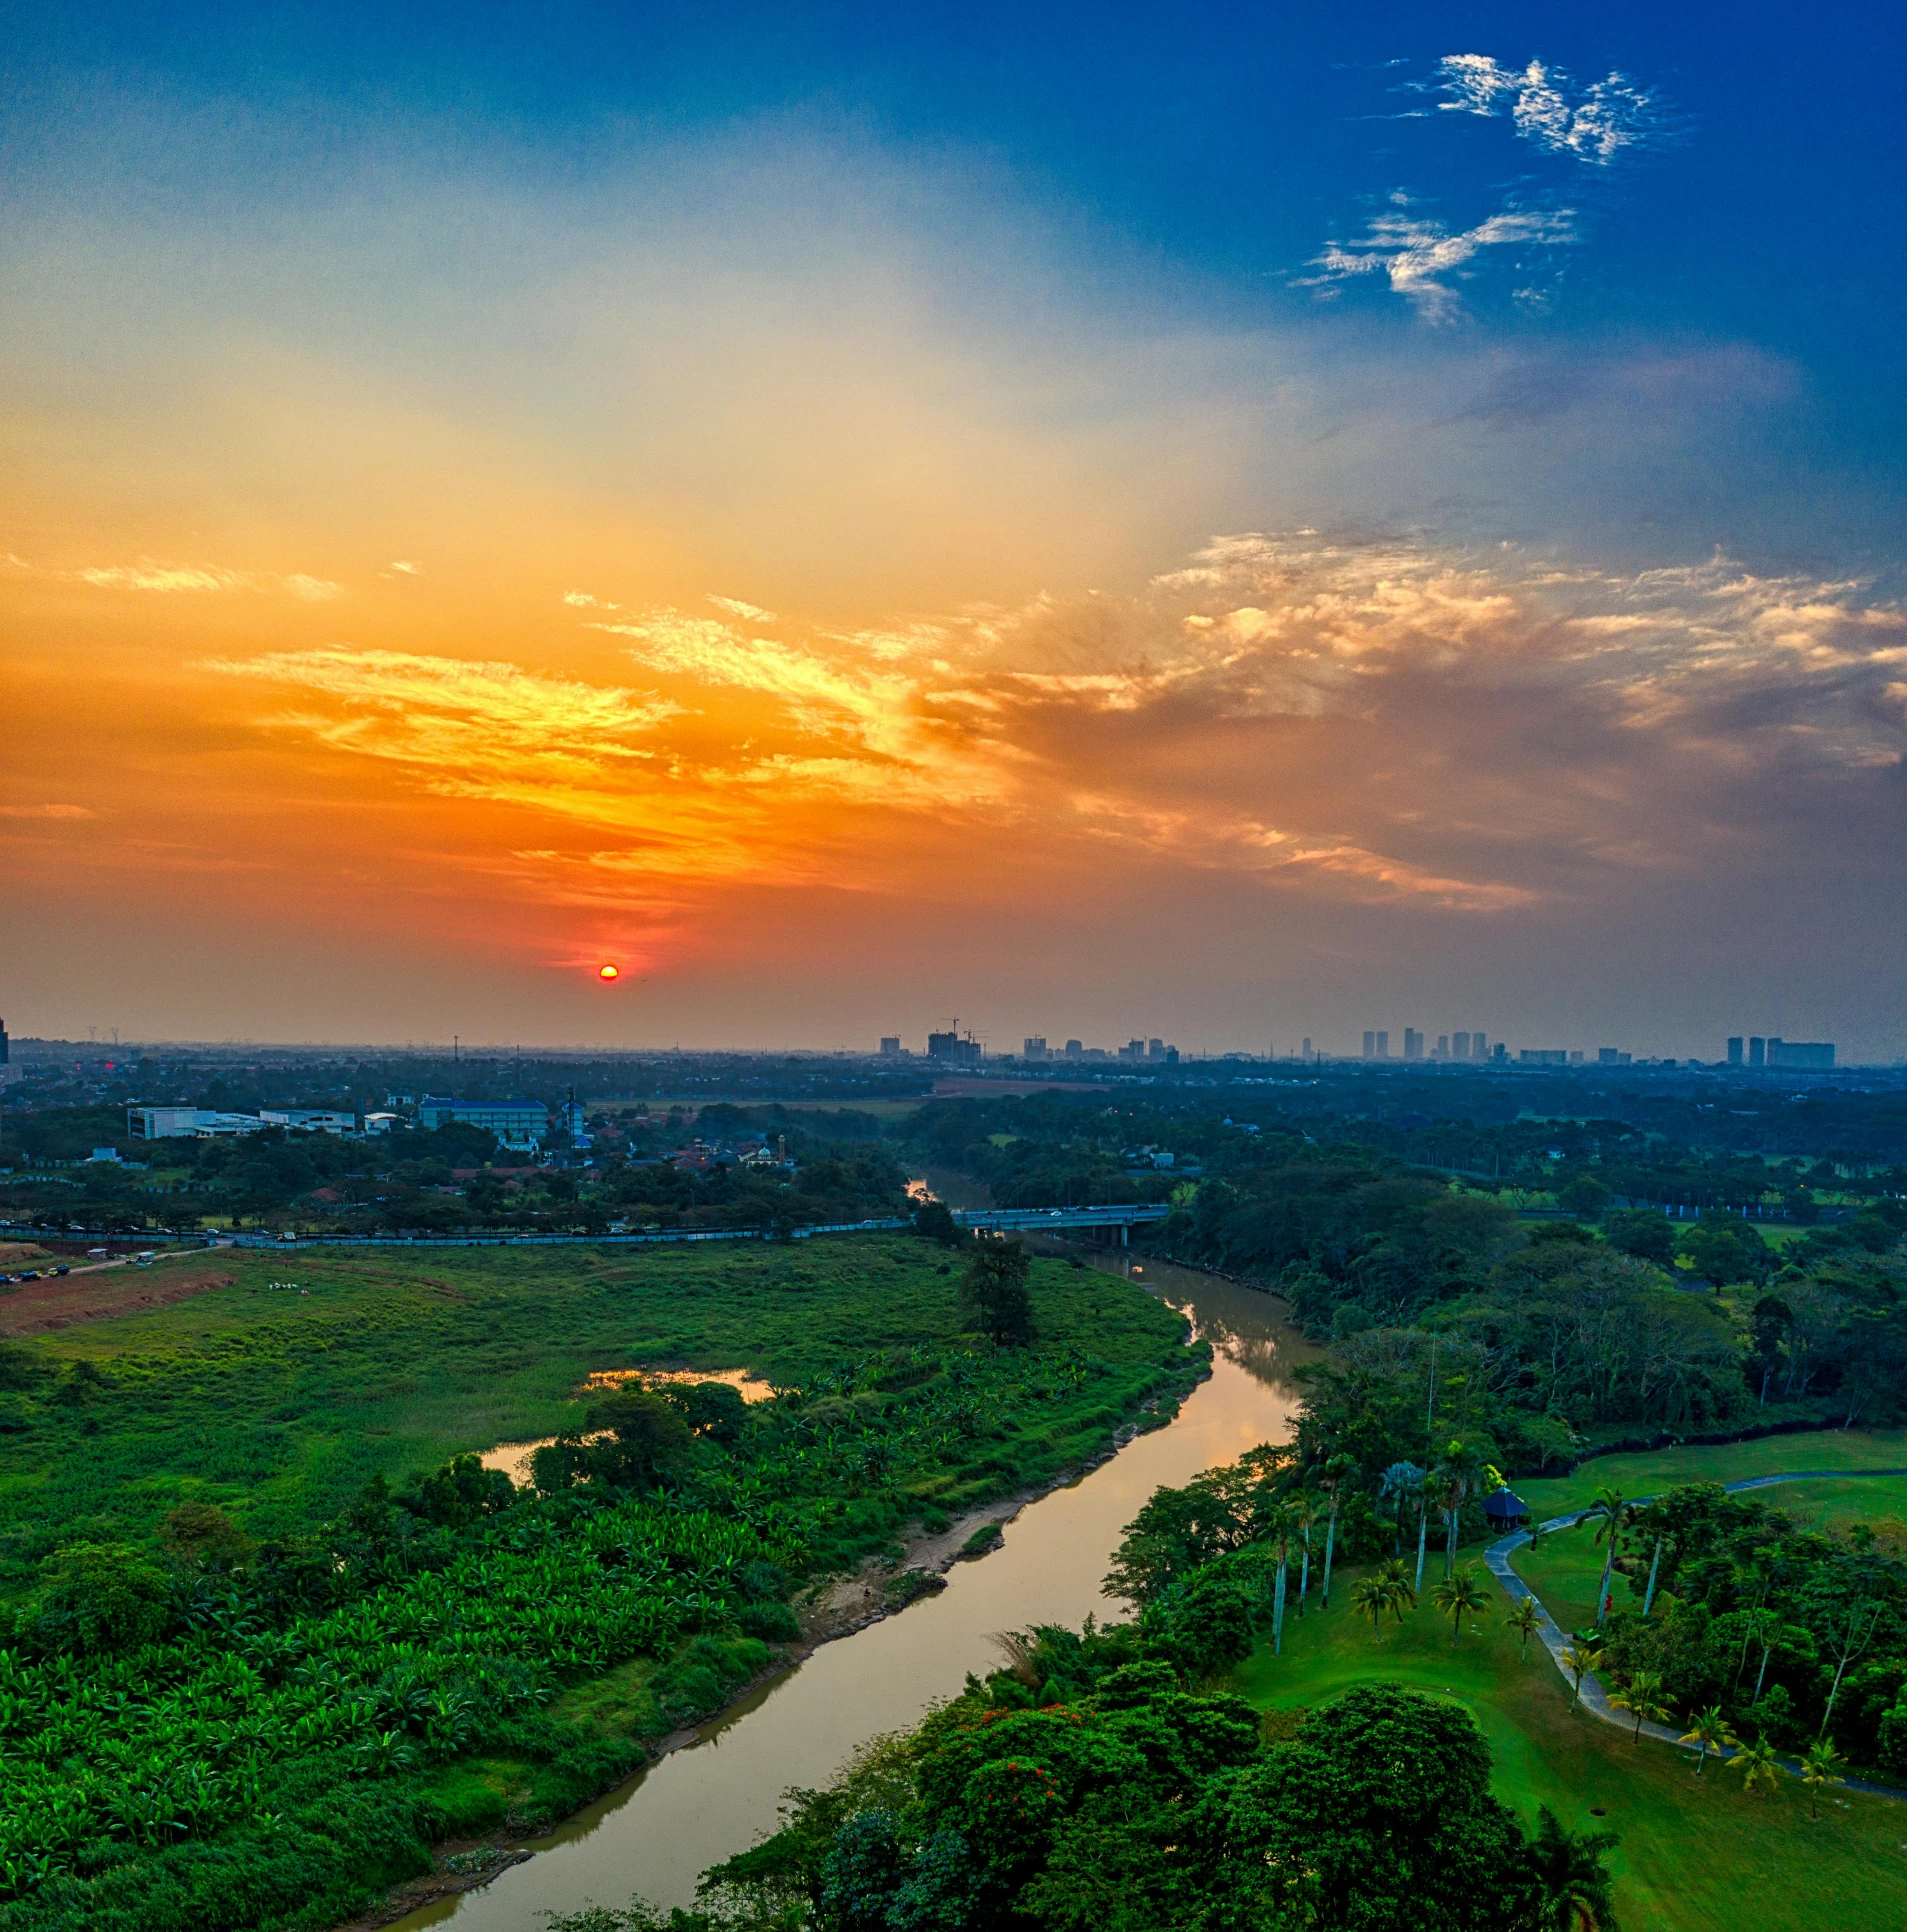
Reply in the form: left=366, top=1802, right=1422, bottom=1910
left=1233, top=1551, right=1907, bottom=1931
left=0, top=1234, right=1189, bottom=1590
left=1517, top=1428, right=1907, bottom=1521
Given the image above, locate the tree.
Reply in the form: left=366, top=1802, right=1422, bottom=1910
left=1503, top=1594, right=1542, bottom=1662
left=1608, top=1670, right=1671, bottom=1743
left=1377, top=1458, right=1423, bottom=1560
left=1605, top=1210, right=1675, bottom=1265
left=1677, top=1706, right=1738, bottom=1775
left=1214, top=1683, right=1545, bottom=1930
left=1560, top=1643, right=1605, bottom=1711
left=31, top=1542, right=174, bottom=1654
left=412, top=1452, right=516, bottom=1526
left=1293, top=1489, right=1321, bottom=1615
left=1525, top=1804, right=1621, bottom=1932
left=1268, top=1504, right=1296, bottom=1655
left=1432, top=1562, right=1489, bottom=1645
left=1558, top=1176, right=1613, bottom=1221
left=1432, top=1440, right=1487, bottom=1581
left=1801, top=1740, right=1846, bottom=1819
left=911, top=1197, right=961, bottom=1247
left=583, top=1385, right=696, bottom=1489
left=1731, top=1733, right=1781, bottom=1798
left=1317, top=1453, right=1357, bottom=1608
left=961, top=1238, right=1035, bottom=1347
left=1351, top=1574, right=1392, bottom=1639
left=1584, top=1486, right=1628, bottom=1626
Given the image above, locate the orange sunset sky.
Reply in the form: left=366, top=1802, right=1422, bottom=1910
left=5, top=25, right=1905, bottom=1058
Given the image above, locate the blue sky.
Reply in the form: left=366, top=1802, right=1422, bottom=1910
left=10, top=1, right=1902, bottom=570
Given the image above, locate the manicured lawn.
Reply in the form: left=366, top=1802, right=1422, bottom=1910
left=1232, top=1557, right=1907, bottom=1931
left=1519, top=1428, right=1907, bottom=1521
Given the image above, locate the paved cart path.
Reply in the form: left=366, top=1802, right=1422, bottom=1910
left=1484, top=1469, right=1907, bottom=1798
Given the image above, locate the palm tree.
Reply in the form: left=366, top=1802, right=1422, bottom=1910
left=1378, top=1555, right=1417, bottom=1622
left=1607, top=1669, right=1671, bottom=1743
left=1318, top=1452, right=1358, bottom=1608
left=1432, top=1561, right=1489, bottom=1645
left=1560, top=1643, right=1605, bottom=1710
left=1378, top=1458, right=1423, bottom=1560
left=1294, top=1490, right=1321, bottom=1615
left=1503, top=1594, right=1542, bottom=1662
left=1526, top=1804, right=1621, bottom=1932
left=1801, top=1740, right=1846, bottom=1819
left=1432, top=1440, right=1486, bottom=1581
left=1731, top=1733, right=1781, bottom=1798
left=1584, top=1486, right=1628, bottom=1626
left=1677, top=1706, right=1738, bottom=1775
left=1268, top=1504, right=1295, bottom=1656
left=1351, top=1573, right=1391, bottom=1639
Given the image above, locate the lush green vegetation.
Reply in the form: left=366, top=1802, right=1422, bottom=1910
left=0, top=1235, right=1200, bottom=1930
left=1236, top=1546, right=1907, bottom=1932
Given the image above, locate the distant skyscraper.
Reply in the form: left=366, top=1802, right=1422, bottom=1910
left=1376, top=1030, right=1390, bottom=1058
left=1436, top=1035, right=1449, bottom=1058
left=1363, top=1031, right=1375, bottom=1059
left=1727, top=1036, right=1744, bottom=1066
left=1146, top=1038, right=1165, bottom=1060
left=1063, top=1039, right=1082, bottom=1059
left=1768, top=1039, right=1835, bottom=1070
left=1473, top=1032, right=1489, bottom=1060
left=1301, top=1037, right=1312, bottom=1060
left=1452, top=1031, right=1471, bottom=1060
left=1403, top=1027, right=1423, bottom=1060
left=1023, top=1037, right=1047, bottom=1061
left=879, top=1036, right=902, bottom=1056
left=1749, top=1036, right=1766, bottom=1067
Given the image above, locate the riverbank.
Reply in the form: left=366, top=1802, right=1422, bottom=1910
left=341, top=1360, right=1213, bottom=1929
left=362, top=1248, right=1311, bottom=1932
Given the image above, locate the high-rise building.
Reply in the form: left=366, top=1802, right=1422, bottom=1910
left=927, top=1031, right=982, bottom=1065
left=1598, top=1047, right=1629, bottom=1065
left=1749, top=1036, right=1766, bottom=1067
left=1147, top=1038, right=1165, bottom=1060
left=1363, top=1031, right=1375, bottom=1059
left=1768, top=1039, right=1835, bottom=1070
left=1301, top=1037, right=1313, bottom=1060
left=1023, top=1037, right=1048, bottom=1061
left=1063, top=1039, right=1083, bottom=1059
left=1436, top=1035, right=1449, bottom=1059
left=879, top=1037, right=902, bottom=1056
left=0, top=1016, right=8, bottom=1066
left=1451, top=1030, right=1471, bottom=1060
left=1473, top=1032, right=1489, bottom=1060
left=1403, top=1028, right=1423, bottom=1060
left=1376, top=1030, right=1390, bottom=1058
left=1727, top=1036, right=1744, bottom=1066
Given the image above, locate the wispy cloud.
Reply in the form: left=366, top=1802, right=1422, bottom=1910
left=0, top=803, right=95, bottom=819
left=77, top=563, right=250, bottom=593
left=193, top=536, right=1907, bottom=941
left=1305, top=201, right=1578, bottom=322
left=1433, top=54, right=1672, bottom=166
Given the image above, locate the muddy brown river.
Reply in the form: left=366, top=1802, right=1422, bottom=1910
left=389, top=1237, right=1314, bottom=1930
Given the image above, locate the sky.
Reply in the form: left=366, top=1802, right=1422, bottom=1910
left=4, top=2, right=1905, bottom=1060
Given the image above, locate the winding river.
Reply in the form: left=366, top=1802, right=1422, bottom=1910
left=390, top=1235, right=1314, bottom=1931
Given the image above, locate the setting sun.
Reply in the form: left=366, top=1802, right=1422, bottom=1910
left=598, top=964, right=619, bottom=981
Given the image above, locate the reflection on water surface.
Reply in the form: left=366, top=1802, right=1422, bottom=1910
left=392, top=1239, right=1314, bottom=1929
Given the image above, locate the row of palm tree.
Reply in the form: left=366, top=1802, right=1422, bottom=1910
left=1349, top=1558, right=1503, bottom=1646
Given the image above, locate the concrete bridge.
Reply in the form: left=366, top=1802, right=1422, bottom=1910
left=953, top=1203, right=1172, bottom=1246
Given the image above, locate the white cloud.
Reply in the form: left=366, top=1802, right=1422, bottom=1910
left=708, top=594, right=777, bottom=622
left=1306, top=205, right=1577, bottom=322
left=389, top=559, right=423, bottom=575
left=1434, top=54, right=1669, bottom=166
left=77, top=563, right=249, bottom=593
left=0, top=803, right=95, bottom=819
left=282, top=574, right=344, bottom=601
